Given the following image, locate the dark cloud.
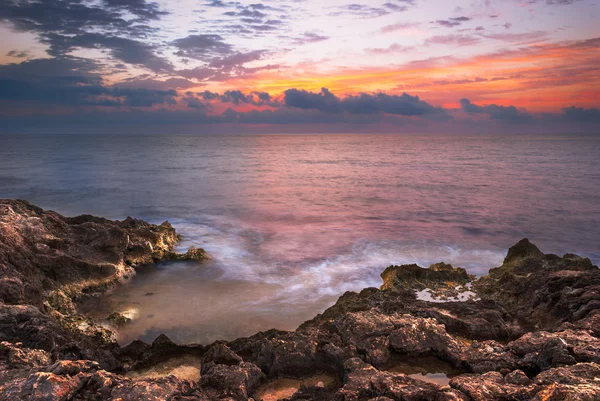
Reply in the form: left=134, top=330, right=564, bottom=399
left=6, top=50, right=29, bottom=58
left=561, top=106, right=600, bottom=123
left=102, top=0, right=168, bottom=21
left=0, top=0, right=170, bottom=72
left=45, top=33, right=172, bottom=72
left=0, top=57, right=176, bottom=107
left=284, top=88, right=343, bottom=113
left=460, top=98, right=534, bottom=123
left=328, top=3, right=405, bottom=19
left=197, top=90, right=279, bottom=106
left=116, top=77, right=198, bottom=91
left=208, top=50, right=265, bottom=69
left=433, top=16, right=471, bottom=28
left=172, top=34, right=233, bottom=60
left=284, top=88, right=450, bottom=119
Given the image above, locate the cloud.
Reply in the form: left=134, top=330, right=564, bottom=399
left=433, top=16, right=472, bottom=28
left=478, top=31, right=547, bottom=44
left=328, top=1, right=414, bottom=19
left=284, top=88, right=450, bottom=119
left=0, top=57, right=177, bottom=107
left=459, top=98, right=534, bottom=123
left=6, top=50, right=30, bottom=58
left=365, top=43, right=415, bottom=54
left=293, top=32, right=329, bottom=45
left=380, top=22, right=420, bottom=33
left=208, top=50, right=265, bottom=69
left=102, top=0, right=168, bottom=21
left=45, top=33, right=173, bottom=72
left=172, top=34, right=233, bottom=60
left=0, top=0, right=171, bottom=72
left=561, top=106, right=600, bottom=123
left=425, top=34, right=480, bottom=47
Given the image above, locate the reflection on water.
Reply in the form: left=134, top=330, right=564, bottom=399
left=255, top=375, right=336, bottom=401
left=78, top=260, right=336, bottom=344
left=408, top=373, right=451, bottom=386
left=387, top=356, right=458, bottom=386
left=2, top=133, right=600, bottom=344
left=127, top=355, right=201, bottom=382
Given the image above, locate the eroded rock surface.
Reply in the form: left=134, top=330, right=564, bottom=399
left=1, top=200, right=599, bottom=400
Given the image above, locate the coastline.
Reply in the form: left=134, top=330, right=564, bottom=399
left=1, top=199, right=599, bottom=400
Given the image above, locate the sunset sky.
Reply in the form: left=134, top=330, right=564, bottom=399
left=0, top=0, right=599, bottom=133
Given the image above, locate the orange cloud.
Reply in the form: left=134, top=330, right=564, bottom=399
left=203, top=37, right=600, bottom=112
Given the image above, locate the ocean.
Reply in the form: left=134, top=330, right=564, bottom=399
left=1, top=132, right=599, bottom=344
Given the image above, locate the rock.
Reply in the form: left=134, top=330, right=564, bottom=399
left=509, top=330, right=600, bottom=371
left=107, top=312, right=133, bottom=327
left=531, top=363, right=600, bottom=400
left=174, top=246, right=210, bottom=262
left=0, top=199, right=188, bottom=310
left=0, top=342, right=51, bottom=369
left=335, top=358, right=467, bottom=401
left=449, top=371, right=538, bottom=401
left=503, top=238, right=544, bottom=264
left=200, top=361, right=264, bottom=400
left=201, top=344, right=243, bottom=375
left=2, top=204, right=600, bottom=401
left=504, top=369, right=531, bottom=385
left=459, top=340, right=519, bottom=374
left=474, top=239, right=600, bottom=330
left=380, top=262, right=473, bottom=294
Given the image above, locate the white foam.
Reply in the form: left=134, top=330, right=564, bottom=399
left=168, top=218, right=502, bottom=308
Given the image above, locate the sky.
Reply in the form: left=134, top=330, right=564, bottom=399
left=0, top=0, right=599, bottom=134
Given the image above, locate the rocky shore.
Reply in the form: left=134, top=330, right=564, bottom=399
left=1, top=200, right=599, bottom=400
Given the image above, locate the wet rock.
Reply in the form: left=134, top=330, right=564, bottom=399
left=504, top=369, right=531, bottom=386
left=0, top=199, right=187, bottom=310
left=200, top=361, right=264, bottom=400
left=503, top=238, right=544, bottom=264
left=459, top=340, right=519, bottom=374
left=335, top=358, right=467, bottom=401
left=201, top=343, right=243, bottom=375
left=449, top=371, right=539, bottom=401
left=2, top=203, right=600, bottom=401
left=380, top=262, right=473, bottom=296
left=172, top=246, right=210, bottom=262
left=532, top=363, right=600, bottom=400
left=0, top=342, right=51, bottom=369
left=107, top=311, right=133, bottom=327
left=509, top=330, right=600, bottom=372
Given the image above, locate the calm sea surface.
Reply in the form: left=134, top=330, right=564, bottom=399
left=1, top=133, right=599, bottom=344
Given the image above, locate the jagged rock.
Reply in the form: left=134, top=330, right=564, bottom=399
left=459, top=340, right=519, bottom=374
left=503, top=238, right=544, bottom=264
left=380, top=262, right=473, bottom=295
left=200, top=361, right=264, bottom=400
left=201, top=343, right=243, bottom=375
left=172, top=246, right=210, bottom=262
left=509, top=330, right=600, bottom=372
left=449, top=371, right=539, bottom=401
left=0, top=200, right=185, bottom=309
left=531, top=363, right=600, bottom=400
left=2, top=201, right=600, bottom=401
left=335, top=358, right=468, bottom=401
left=107, top=311, right=132, bottom=327
left=0, top=342, right=51, bottom=369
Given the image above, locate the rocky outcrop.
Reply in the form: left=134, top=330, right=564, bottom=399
left=1, top=201, right=599, bottom=400
left=380, top=262, right=473, bottom=299
left=0, top=199, right=207, bottom=311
